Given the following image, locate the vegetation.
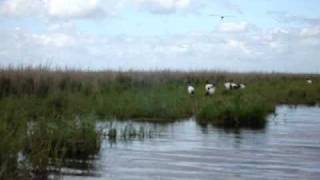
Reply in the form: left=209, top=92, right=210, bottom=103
left=196, top=94, right=275, bottom=128
left=1, top=66, right=320, bottom=179
left=1, top=66, right=319, bottom=123
left=0, top=115, right=100, bottom=179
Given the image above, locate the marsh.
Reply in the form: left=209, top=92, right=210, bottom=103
left=1, top=68, right=320, bottom=179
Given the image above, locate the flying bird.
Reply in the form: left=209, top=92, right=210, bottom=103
left=209, top=14, right=235, bottom=21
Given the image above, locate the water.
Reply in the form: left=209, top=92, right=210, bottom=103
left=64, top=106, right=320, bottom=180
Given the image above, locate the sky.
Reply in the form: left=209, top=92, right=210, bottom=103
left=0, top=0, right=320, bottom=73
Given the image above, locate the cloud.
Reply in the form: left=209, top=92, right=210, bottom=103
left=267, top=11, right=320, bottom=25
left=226, top=39, right=251, bottom=55
left=133, top=0, right=192, bottom=13
left=32, top=33, right=76, bottom=47
left=1, top=20, right=320, bottom=73
left=0, top=0, right=110, bottom=19
left=0, top=0, right=197, bottom=18
left=132, top=0, right=241, bottom=15
left=45, top=0, right=104, bottom=19
left=217, top=21, right=251, bottom=33
left=0, top=0, right=44, bottom=17
left=300, top=26, right=320, bottom=37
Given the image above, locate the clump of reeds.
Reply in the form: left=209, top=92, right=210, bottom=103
left=196, top=94, right=275, bottom=128
left=103, top=123, right=154, bottom=141
left=0, top=115, right=101, bottom=179
left=23, top=117, right=101, bottom=175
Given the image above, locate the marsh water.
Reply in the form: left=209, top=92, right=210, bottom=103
left=62, top=106, right=320, bottom=180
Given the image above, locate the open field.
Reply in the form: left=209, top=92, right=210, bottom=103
left=1, top=67, right=320, bottom=179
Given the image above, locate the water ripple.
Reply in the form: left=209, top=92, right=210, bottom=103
left=65, top=106, right=320, bottom=180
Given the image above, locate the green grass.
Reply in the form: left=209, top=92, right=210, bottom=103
left=196, top=94, right=274, bottom=128
left=1, top=67, right=320, bottom=179
left=0, top=67, right=319, bottom=123
left=23, top=117, right=100, bottom=175
left=0, top=113, right=100, bottom=179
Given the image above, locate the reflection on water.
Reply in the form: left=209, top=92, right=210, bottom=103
left=64, top=106, right=320, bottom=180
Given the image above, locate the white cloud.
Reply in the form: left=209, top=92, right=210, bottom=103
left=226, top=39, right=251, bottom=55
left=217, top=22, right=250, bottom=33
left=1, top=19, right=320, bottom=72
left=0, top=0, right=108, bottom=19
left=45, top=0, right=103, bottom=19
left=300, top=26, right=320, bottom=37
left=0, top=0, right=195, bottom=18
left=32, top=33, right=76, bottom=47
left=0, top=0, right=44, bottom=17
left=134, top=0, right=192, bottom=13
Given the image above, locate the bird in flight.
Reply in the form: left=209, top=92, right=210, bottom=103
left=209, top=14, right=235, bottom=21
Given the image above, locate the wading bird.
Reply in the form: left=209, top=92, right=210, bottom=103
left=224, top=80, right=232, bottom=90
left=225, top=80, right=243, bottom=90
left=230, top=82, right=239, bottom=89
left=205, top=81, right=216, bottom=96
left=188, top=84, right=195, bottom=96
left=240, top=83, right=246, bottom=89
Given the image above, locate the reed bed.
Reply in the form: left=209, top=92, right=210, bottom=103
left=1, top=66, right=319, bottom=122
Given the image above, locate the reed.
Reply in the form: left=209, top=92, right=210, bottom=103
left=0, top=66, right=319, bottom=122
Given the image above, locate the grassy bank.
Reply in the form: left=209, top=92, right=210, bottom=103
left=1, top=67, right=320, bottom=178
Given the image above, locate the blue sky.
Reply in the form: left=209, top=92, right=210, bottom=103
left=0, top=0, right=320, bottom=72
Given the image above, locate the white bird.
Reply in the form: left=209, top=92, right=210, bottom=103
left=230, top=83, right=239, bottom=89
left=240, top=83, right=246, bottom=89
left=224, top=81, right=232, bottom=90
left=207, top=86, right=216, bottom=95
left=307, top=79, right=313, bottom=84
left=205, top=82, right=215, bottom=95
left=188, top=85, right=195, bottom=95
left=225, top=80, right=242, bottom=90
left=205, top=83, right=213, bottom=91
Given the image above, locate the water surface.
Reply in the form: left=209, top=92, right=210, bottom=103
left=64, top=106, right=320, bottom=180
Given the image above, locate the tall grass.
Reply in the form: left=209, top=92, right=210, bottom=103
left=0, top=114, right=100, bottom=179
left=196, top=94, right=275, bottom=128
left=0, top=66, right=319, bottom=121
